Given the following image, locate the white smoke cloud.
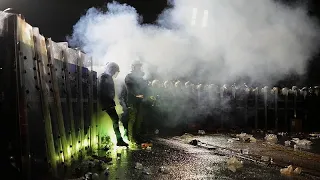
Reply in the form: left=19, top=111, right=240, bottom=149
left=0, top=11, right=8, bottom=36
left=69, top=0, right=319, bottom=85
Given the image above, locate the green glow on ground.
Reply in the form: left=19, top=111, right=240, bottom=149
left=98, top=94, right=130, bottom=146
left=98, top=111, right=117, bottom=145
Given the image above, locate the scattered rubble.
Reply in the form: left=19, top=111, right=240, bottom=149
left=227, top=138, right=240, bottom=143
left=84, top=172, right=92, bottom=179
left=280, top=165, right=293, bottom=176
left=293, top=167, right=302, bottom=174
left=241, top=148, right=249, bottom=155
left=226, top=157, right=243, bottom=172
left=236, top=133, right=256, bottom=143
left=291, top=138, right=312, bottom=146
left=181, top=133, right=194, bottom=139
left=92, top=173, right=99, bottom=180
left=284, top=140, right=291, bottom=146
left=143, top=168, right=152, bottom=175
left=265, top=134, right=278, bottom=143
left=261, top=156, right=270, bottom=162
left=159, top=166, right=169, bottom=174
left=198, top=130, right=206, bottom=135
left=189, top=139, right=199, bottom=146
left=141, top=143, right=153, bottom=149
left=104, top=169, right=109, bottom=176
left=309, top=133, right=320, bottom=139
left=135, top=162, right=143, bottom=170
left=280, top=165, right=302, bottom=176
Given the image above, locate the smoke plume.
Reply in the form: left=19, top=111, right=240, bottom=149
left=69, top=0, right=319, bottom=85
left=0, top=11, right=8, bottom=36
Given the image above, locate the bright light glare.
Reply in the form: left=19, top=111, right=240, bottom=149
left=191, top=8, right=198, bottom=26
left=202, top=10, right=208, bottom=27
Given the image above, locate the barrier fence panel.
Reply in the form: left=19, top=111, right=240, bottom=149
left=17, top=15, right=45, bottom=180
left=32, top=27, right=57, bottom=176
left=52, top=42, right=73, bottom=164
left=65, top=48, right=80, bottom=159
left=82, top=55, right=91, bottom=151
left=91, top=71, right=99, bottom=150
left=0, top=13, right=100, bottom=179
left=1, top=14, right=27, bottom=179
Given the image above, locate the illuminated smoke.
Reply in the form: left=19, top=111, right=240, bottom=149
left=69, top=1, right=319, bottom=85
left=69, top=1, right=320, bottom=128
left=0, top=11, right=8, bottom=35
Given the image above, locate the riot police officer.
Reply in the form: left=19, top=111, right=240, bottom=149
left=125, top=60, right=149, bottom=143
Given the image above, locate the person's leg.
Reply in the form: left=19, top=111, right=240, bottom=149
left=120, top=107, right=129, bottom=137
left=128, top=105, right=137, bottom=143
left=105, top=108, right=128, bottom=146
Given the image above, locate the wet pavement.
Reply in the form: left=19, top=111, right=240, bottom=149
left=69, top=136, right=320, bottom=180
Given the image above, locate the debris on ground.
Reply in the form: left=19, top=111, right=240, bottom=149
left=67, top=178, right=86, bottom=180
left=280, top=165, right=293, bottom=176
left=159, top=166, right=170, bottom=174
left=226, top=157, right=243, bottom=172
left=179, top=133, right=195, bottom=143
left=104, top=169, right=109, bottom=176
left=189, top=139, right=199, bottom=146
left=293, top=167, right=302, bottom=174
left=261, top=156, right=270, bottom=162
left=241, top=148, right=249, bottom=155
left=227, top=138, right=240, bottom=143
left=92, top=173, right=99, bottom=180
left=135, top=162, right=143, bottom=170
left=141, top=143, right=153, bottom=149
left=291, top=138, right=312, bottom=146
left=284, top=140, right=291, bottom=146
left=117, top=153, right=121, bottom=160
left=277, top=132, right=288, bottom=136
left=85, top=172, right=93, bottom=179
left=236, top=133, right=256, bottom=143
left=280, top=165, right=302, bottom=176
left=91, top=155, right=112, bottom=163
left=146, top=146, right=152, bottom=151
left=248, top=136, right=257, bottom=143
left=265, top=134, right=278, bottom=143
left=198, top=130, right=206, bottom=135
left=143, top=168, right=152, bottom=175
left=309, top=133, right=320, bottom=139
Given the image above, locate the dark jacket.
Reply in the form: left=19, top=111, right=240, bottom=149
left=124, top=72, right=149, bottom=105
left=99, top=73, right=116, bottom=110
left=119, top=83, right=128, bottom=108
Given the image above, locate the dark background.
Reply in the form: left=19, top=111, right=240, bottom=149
left=0, top=0, right=319, bottom=85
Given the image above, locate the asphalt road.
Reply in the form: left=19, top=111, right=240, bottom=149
left=89, top=137, right=316, bottom=180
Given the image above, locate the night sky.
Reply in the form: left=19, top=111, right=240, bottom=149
left=1, top=0, right=320, bottom=84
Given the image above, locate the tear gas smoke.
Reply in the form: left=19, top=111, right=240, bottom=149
left=69, top=1, right=320, bottom=128
left=69, top=0, right=319, bottom=85
left=0, top=11, right=8, bottom=36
